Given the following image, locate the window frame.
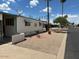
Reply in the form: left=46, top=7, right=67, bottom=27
left=6, top=18, right=14, bottom=26
left=25, top=21, right=31, bottom=26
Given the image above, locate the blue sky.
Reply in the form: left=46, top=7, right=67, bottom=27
left=0, top=0, right=79, bottom=24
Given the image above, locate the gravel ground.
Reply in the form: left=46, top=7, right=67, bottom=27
left=16, top=32, right=66, bottom=55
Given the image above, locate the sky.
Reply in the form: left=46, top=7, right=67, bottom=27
left=0, top=0, right=79, bottom=24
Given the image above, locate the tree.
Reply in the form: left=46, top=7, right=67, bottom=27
left=64, top=15, right=68, bottom=18
left=53, top=15, right=69, bottom=27
left=60, top=0, right=66, bottom=17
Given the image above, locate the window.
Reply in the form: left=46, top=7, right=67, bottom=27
left=34, top=23, right=37, bottom=27
left=25, top=21, right=30, bottom=26
left=39, top=22, right=42, bottom=26
left=6, top=18, right=14, bottom=26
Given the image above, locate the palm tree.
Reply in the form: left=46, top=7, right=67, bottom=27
left=60, top=0, right=66, bottom=17
left=45, top=0, right=52, bottom=34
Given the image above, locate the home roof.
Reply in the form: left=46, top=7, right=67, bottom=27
left=0, top=12, right=17, bottom=16
left=0, top=12, right=47, bottom=22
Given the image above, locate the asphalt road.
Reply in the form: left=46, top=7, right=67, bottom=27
left=64, top=27, right=79, bottom=59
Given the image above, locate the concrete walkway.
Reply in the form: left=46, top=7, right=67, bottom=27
left=0, top=32, right=67, bottom=59
left=0, top=43, right=56, bottom=59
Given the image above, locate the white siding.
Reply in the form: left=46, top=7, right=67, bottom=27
left=17, top=16, right=43, bottom=34
left=17, top=17, right=26, bottom=33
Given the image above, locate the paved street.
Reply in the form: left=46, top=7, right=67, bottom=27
left=64, top=28, right=79, bottom=59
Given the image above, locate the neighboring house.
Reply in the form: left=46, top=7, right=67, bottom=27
left=51, top=23, right=60, bottom=28
left=0, top=12, right=47, bottom=37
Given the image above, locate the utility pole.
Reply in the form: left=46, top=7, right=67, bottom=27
left=45, top=0, right=52, bottom=34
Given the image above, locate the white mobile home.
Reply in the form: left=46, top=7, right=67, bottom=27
left=0, top=12, right=47, bottom=37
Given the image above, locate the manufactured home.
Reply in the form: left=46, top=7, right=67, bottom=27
left=0, top=12, right=47, bottom=38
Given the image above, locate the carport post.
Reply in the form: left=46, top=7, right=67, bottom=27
left=0, top=19, right=3, bottom=40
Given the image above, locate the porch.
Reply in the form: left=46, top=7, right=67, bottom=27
left=0, top=13, right=17, bottom=44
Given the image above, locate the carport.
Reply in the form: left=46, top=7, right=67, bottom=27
left=0, top=12, right=17, bottom=44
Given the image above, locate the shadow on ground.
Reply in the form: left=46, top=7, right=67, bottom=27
left=0, top=37, right=11, bottom=45
left=64, top=28, right=79, bottom=59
